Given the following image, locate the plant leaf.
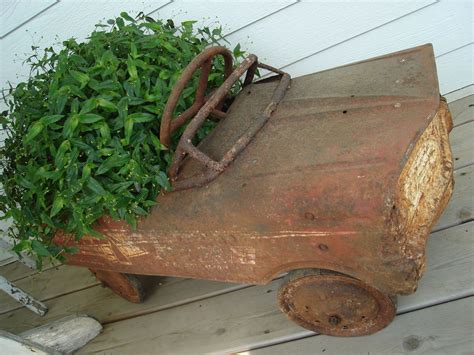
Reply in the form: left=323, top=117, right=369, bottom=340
left=120, top=12, right=135, bottom=22
left=79, top=113, right=104, bottom=124
left=156, top=171, right=172, bottom=191
left=41, top=114, right=64, bottom=125
left=31, top=240, right=51, bottom=257
left=127, top=55, right=138, bottom=80
left=25, top=121, right=44, bottom=143
left=12, top=240, right=31, bottom=253
left=97, top=98, right=117, bottom=111
left=124, top=116, right=134, bottom=144
left=51, top=195, right=64, bottom=217
left=127, top=112, right=155, bottom=123
left=87, top=177, right=106, bottom=195
left=80, top=98, right=98, bottom=114
left=70, top=70, right=90, bottom=88
left=63, top=115, right=80, bottom=138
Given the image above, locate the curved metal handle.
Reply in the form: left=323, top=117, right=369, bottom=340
left=168, top=54, right=259, bottom=181
left=160, top=46, right=234, bottom=147
left=161, top=47, right=290, bottom=191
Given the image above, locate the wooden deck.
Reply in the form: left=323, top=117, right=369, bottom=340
left=0, top=94, right=473, bottom=354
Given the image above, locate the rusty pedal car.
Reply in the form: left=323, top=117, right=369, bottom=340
left=55, top=44, right=454, bottom=336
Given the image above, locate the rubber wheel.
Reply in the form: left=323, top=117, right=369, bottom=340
left=90, top=269, right=146, bottom=303
left=278, top=269, right=397, bottom=336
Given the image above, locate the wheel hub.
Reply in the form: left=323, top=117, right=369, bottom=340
left=278, top=269, right=396, bottom=336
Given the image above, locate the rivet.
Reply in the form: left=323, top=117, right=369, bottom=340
left=394, top=102, right=401, bottom=108
left=400, top=58, right=406, bottom=63
left=395, top=79, right=402, bottom=84
left=318, top=244, right=329, bottom=251
left=328, top=315, right=341, bottom=325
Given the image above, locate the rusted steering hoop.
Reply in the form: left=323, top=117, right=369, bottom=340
left=160, top=46, right=290, bottom=191
left=160, top=46, right=234, bottom=147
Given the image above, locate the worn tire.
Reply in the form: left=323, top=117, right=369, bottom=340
left=90, top=269, right=146, bottom=303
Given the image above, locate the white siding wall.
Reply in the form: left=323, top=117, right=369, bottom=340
left=1, top=0, right=473, bottom=97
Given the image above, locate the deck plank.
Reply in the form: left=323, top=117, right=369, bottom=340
left=0, top=261, right=53, bottom=283
left=75, top=222, right=473, bottom=354
left=0, top=265, right=98, bottom=315
left=248, top=297, right=474, bottom=355
left=449, top=94, right=474, bottom=127
left=0, top=261, right=35, bottom=282
left=451, top=121, right=473, bottom=170
left=434, top=164, right=473, bottom=230
left=0, top=276, right=248, bottom=333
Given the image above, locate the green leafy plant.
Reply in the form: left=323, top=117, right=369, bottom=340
left=0, top=12, right=246, bottom=266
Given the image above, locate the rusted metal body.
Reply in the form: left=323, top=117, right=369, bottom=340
left=55, top=44, right=454, bottom=336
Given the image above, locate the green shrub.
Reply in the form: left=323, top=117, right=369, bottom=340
left=0, top=12, right=245, bottom=266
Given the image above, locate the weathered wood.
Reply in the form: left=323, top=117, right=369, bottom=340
left=449, top=94, right=474, bottom=127
left=0, top=265, right=98, bottom=315
left=451, top=121, right=474, bottom=169
left=0, top=276, right=48, bottom=316
left=0, top=235, right=37, bottom=269
left=0, top=331, right=53, bottom=354
left=434, top=164, right=473, bottom=231
left=76, top=222, right=473, bottom=354
left=0, top=257, right=57, bottom=282
left=0, top=261, right=41, bottom=282
left=0, top=275, right=248, bottom=333
left=248, top=297, right=474, bottom=354
left=20, top=315, right=102, bottom=354
left=0, top=251, right=16, bottom=267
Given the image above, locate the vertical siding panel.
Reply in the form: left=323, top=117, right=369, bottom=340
left=282, top=1, right=472, bottom=94
left=0, top=0, right=57, bottom=38
left=436, top=43, right=473, bottom=94
left=224, top=1, right=435, bottom=68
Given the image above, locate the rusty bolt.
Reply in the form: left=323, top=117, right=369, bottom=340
left=318, top=244, right=329, bottom=251
left=328, top=315, right=341, bottom=326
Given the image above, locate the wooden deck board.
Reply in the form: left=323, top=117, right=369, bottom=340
left=0, top=275, right=249, bottom=334
left=434, top=164, right=473, bottom=230
left=0, top=265, right=98, bottom=315
left=451, top=121, right=473, bottom=170
left=76, top=222, right=473, bottom=354
left=449, top=94, right=473, bottom=127
left=0, top=261, right=40, bottom=282
left=248, top=296, right=474, bottom=355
